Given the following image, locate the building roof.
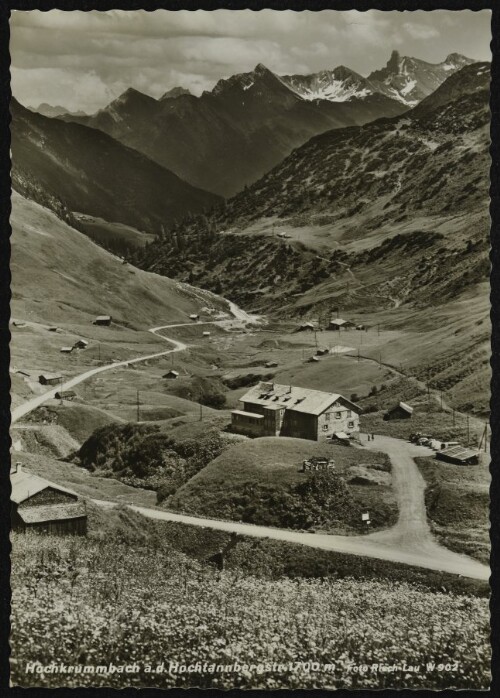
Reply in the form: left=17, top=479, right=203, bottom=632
left=438, top=445, right=479, bottom=461
left=330, top=318, right=347, bottom=325
left=239, top=381, right=358, bottom=416
left=95, top=315, right=111, bottom=321
left=38, top=372, right=62, bottom=381
left=11, top=469, right=78, bottom=505
left=55, top=390, right=76, bottom=398
left=232, top=409, right=264, bottom=419
left=164, top=370, right=179, bottom=376
left=18, top=501, right=86, bottom=524
left=395, top=401, right=414, bottom=413
left=60, top=346, right=73, bottom=352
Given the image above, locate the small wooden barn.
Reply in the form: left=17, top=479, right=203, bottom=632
left=189, top=314, right=199, bottom=321
left=265, top=361, right=278, bottom=368
left=202, top=331, right=211, bottom=337
left=60, top=346, right=74, bottom=354
left=55, top=390, right=76, bottom=400
left=93, top=315, right=112, bottom=326
left=163, top=370, right=179, bottom=379
left=384, top=402, right=414, bottom=421
left=11, top=465, right=87, bottom=535
left=297, top=322, right=316, bottom=332
left=38, top=373, right=62, bottom=386
left=73, top=339, right=89, bottom=349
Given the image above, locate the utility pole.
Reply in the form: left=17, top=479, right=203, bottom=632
left=98, top=342, right=101, bottom=362
left=136, top=390, right=140, bottom=422
left=452, top=409, right=455, bottom=426
left=467, top=414, right=470, bottom=446
left=314, top=330, right=318, bottom=349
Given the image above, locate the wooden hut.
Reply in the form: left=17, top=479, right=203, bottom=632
left=55, top=390, right=76, bottom=400
left=38, top=373, right=62, bottom=386
left=384, top=402, right=414, bottom=421
left=11, top=465, right=87, bottom=535
left=93, top=315, right=112, bottom=326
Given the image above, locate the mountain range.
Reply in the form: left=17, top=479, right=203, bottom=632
left=10, top=98, right=221, bottom=236
left=33, top=103, right=88, bottom=119
left=281, top=52, right=473, bottom=107
left=60, top=51, right=473, bottom=197
left=136, top=62, right=490, bottom=310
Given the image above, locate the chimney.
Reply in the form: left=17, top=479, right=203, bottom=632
left=11, top=462, right=22, bottom=475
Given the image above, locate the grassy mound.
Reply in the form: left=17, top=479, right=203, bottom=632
left=26, top=402, right=122, bottom=444
left=168, top=437, right=396, bottom=532
left=416, top=456, right=490, bottom=564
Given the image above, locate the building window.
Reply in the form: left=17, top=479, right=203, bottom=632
left=323, top=425, right=329, bottom=431
left=348, top=421, right=355, bottom=429
left=325, top=412, right=330, bottom=421
left=335, top=412, right=341, bottom=419
left=346, top=410, right=352, bottom=417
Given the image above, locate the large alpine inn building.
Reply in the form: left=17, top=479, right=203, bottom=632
left=231, top=382, right=360, bottom=441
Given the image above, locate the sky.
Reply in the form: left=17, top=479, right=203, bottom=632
left=10, top=9, right=492, bottom=113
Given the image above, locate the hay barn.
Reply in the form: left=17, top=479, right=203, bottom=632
left=11, top=465, right=87, bottom=535
left=384, top=402, right=414, bottom=421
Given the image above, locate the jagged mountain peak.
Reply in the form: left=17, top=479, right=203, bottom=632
left=210, top=63, right=284, bottom=97
left=160, top=86, right=191, bottom=101
left=367, top=50, right=477, bottom=106
left=387, top=50, right=402, bottom=70
left=254, top=62, right=271, bottom=75
left=445, top=52, right=471, bottom=64
left=117, top=87, right=156, bottom=103
left=280, top=66, right=374, bottom=103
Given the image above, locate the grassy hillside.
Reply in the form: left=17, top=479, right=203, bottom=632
left=11, top=510, right=490, bottom=689
left=10, top=192, right=227, bottom=328
left=416, top=456, right=490, bottom=565
left=169, top=437, right=397, bottom=532
left=9, top=193, right=230, bottom=409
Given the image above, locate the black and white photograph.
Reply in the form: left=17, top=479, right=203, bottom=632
left=7, top=6, right=492, bottom=690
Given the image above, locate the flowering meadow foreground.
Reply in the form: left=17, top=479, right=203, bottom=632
left=10, top=521, right=490, bottom=690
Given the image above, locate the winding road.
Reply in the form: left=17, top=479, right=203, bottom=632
left=11, top=310, right=489, bottom=581
left=99, top=434, right=487, bottom=581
